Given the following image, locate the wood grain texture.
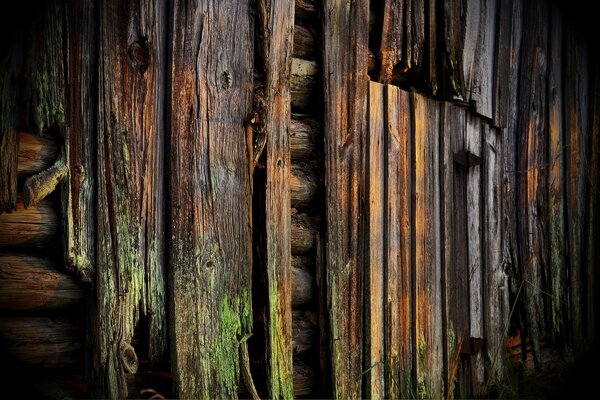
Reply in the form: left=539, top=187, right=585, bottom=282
left=293, top=24, right=316, bottom=61
left=291, top=58, right=319, bottom=112
left=0, top=253, right=83, bottom=311
left=413, top=93, right=443, bottom=399
left=290, top=118, right=319, bottom=160
left=291, top=164, right=318, bottom=209
left=0, top=196, right=59, bottom=250
left=291, top=213, right=318, bottom=255
left=492, top=0, right=513, bottom=127
left=63, top=0, right=96, bottom=283
left=93, top=0, right=167, bottom=397
left=322, top=0, right=369, bottom=397
left=18, top=132, right=60, bottom=178
left=384, top=85, right=412, bottom=399
left=168, top=1, right=253, bottom=398
left=365, top=81, right=385, bottom=399
left=257, top=1, right=295, bottom=397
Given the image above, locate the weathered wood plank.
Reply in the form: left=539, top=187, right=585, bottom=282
left=0, top=196, right=58, bottom=250
left=168, top=1, right=253, bottom=398
left=483, top=124, right=504, bottom=384
left=257, top=1, right=295, bottom=397
left=462, top=0, right=497, bottom=119
left=0, top=317, right=82, bottom=368
left=492, top=0, right=513, bottom=127
left=63, top=0, right=96, bottom=283
left=18, top=132, right=60, bottom=178
left=441, top=0, right=465, bottom=101
left=547, top=4, right=567, bottom=343
left=93, top=0, right=167, bottom=397
left=564, top=23, right=590, bottom=357
left=466, top=114, right=484, bottom=396
left=322, top=0, right=369, bottom=397
left=516, top=0, right=549, bottom=368
left=441, top=102, right=469, bottom=399
left=384, top=85, right=413, bottom=399
left=365, top=81, right=385, bottom=399
left=0, top=253, right=84, bottom=311
left=413, top=93, right=443, bottom=399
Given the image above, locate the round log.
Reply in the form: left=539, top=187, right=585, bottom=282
left=290, top=118, right=319, bottom=160
left=291, top=58, right=319, bottom=112
left=18, top=132, right=60, bottom=178
left=0, top=253, right=84, bottom=311
left=0, top=196, right=59, bottom=249
left=293, top=24, right=316, bottom=61
left=295, top=0, right=317, bottom=21
left=293, top=358, right=317, bottom=396
left=291, top=164, right=319, bottom=209
left=291, top=213, right=318, bottom=255
left=292, top=310, right=318, bottom=355
left=0, top=317, right=82, bottom=368
left=292, top=263, right=315, bottom=307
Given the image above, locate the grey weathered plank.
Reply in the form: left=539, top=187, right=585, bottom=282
left=547, top=4, right=567, bottom=343
left=365, top=81, right=385, bottom=399
left=322, top=0, right=369, bottom=397
left=93, top=0, right=168, bottom=397
left=413, top=93, right=443, bottom=399
left=385, top=85, right=413, bottom=399
left=168, top=1, right=254, bottom=398
left=256, top=0, right=295, bottom=397
left=492, top=0, right=513, bottom=127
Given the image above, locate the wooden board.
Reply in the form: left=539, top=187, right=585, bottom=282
left=492, top=0, right=513, bottom=127
left=321, top=0, right=369, bottom=397
left=93, top=0, right=168, bottom=397
left=168, top=1, right=254, bottom=398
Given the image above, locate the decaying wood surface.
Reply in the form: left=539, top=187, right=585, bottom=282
left=0, top=196, right=58, bottom=250
left=322, top=0, right=369, bottom=396
left=257, top=0, right=295, bottom=397
left=0, top=317, right=82, bottom=368
left=168, top=1, right=253, bottom=398
left=24, top=157, right=68, bottom=208
left=0, top=253, right=84, bottom=311
left=290, top=118, right=319, bottom=160
left=492, top=0, right=513, bottom=127
left=291, top=58, right=319, bottom=112
left=18, top=132, right=60, bottom=178
left=93, top=0, right=167, bottom=397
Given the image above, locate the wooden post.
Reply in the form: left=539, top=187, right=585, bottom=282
left=168, top=1, right=254, bottom=398
left=322, top=0, right=369, bottom=397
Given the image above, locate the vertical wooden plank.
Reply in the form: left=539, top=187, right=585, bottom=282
left=385, top=85, right=413, bottom=399
left=413, top=93, right=443, bottom=399
left=405, top=0, right=425, bottom=75
left=483, top=125, right=504, bottom=383
left=462, top=0, right=496, bottom=119
left=93, top=0, right=167, bottom=397
left=63, top=0, right=96, bottom=283
left=441, top=0, right=465, bottom=101
left=492, top=0, right=513, bottom=127
left=378, top=0, right=403, bottom=83
left=441, top=103, right=469, bottom=399
left=564, top=24, right=590, bottom=357
left=256, top=1, right=295, bottom=398
left=516, top=0, right=549, bottom=368
left=466, top=114, right=484, bottom=396
left=322, top=0, right=369, bottom=398
left=365, top=81, right=385, bottom=399
left=547, top=4, right=567, bottom=343
left=169, top=1, right=254, bottom=398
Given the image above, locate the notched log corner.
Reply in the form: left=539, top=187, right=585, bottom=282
left=23, top=153, right=68, bottom=208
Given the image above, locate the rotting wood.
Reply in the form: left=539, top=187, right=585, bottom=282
left=0, top=253, right=84, bottom=312
left=365, top=81, right=385, bottom=399
left=492, top=0, right=513, bottom=127
left=24, top=155, right=68, bottom=208
left=291, top=164, right=319, bottom=209
left=256, top=1, right=295, bottom=397
left=322, top=0, right=369, bottom=396
left=441, top=0, right=465, bottom=100
left=466, top=114, right=484, bottom=396
left=292, top=310, right=318, bottom=355
left=169, top=1, right=254, bottom=398
left=0, top=316, right=82, bottom=368
left=0, top=196, right=58, bottom=250
left=63, top=0, right=96, bottom=284
left=413, top=93, right=443, bottom=399
left=383, top=84, right=413, bottom=399
left=547, top=4, right=567, bottom=344
left=290, top=118, right=319, bottom=160
left=291, top=213, right=318, bottom=255
left=93, top=1, right=167, bottom=397
left=18, top=132, right=59, bottom=178
left=291, top=58, right=319, bottom=112
left=294, top=24, right=316, bottom=61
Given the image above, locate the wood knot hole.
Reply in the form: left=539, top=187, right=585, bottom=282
left=128, top=38, right=150, bottom=74
left=220, top=71, right=232, bottom=89
left=120, top=341, right=139, bottom=373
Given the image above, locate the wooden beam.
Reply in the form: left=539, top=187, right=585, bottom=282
left=0, top=196, right=58, bottom=250
left=168, top=1, right=254, bottom=398
left=0, top=253, right=84, bottom=312
left=93, top=1, right=168, bottom=397
left=321, top=0, right=369, bottom=396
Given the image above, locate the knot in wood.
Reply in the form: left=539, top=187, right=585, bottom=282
left=128, top=38, right=150, bottom=74
left=120, top=341, right=139, bottom=373
left=220, top=71, right=232, bottom=89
